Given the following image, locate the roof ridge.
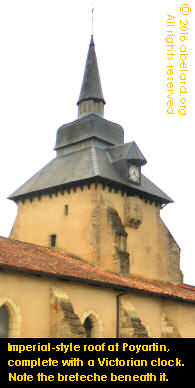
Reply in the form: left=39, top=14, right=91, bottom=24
left=91, top=144, right=99, bottom=176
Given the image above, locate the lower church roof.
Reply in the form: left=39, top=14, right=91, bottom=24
left=0, top=236, right=194, bottom=304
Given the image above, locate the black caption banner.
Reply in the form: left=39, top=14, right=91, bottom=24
left=1, top=338, right=193, bottom=385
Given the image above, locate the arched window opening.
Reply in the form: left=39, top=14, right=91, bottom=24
left=83, top=316, right=93, bottom=338
left=0, top=305, right=9, bottom=338
left=81, top=312, right=103, bottom=338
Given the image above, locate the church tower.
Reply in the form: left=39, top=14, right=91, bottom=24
left=9, top=36, right=183, bottom=284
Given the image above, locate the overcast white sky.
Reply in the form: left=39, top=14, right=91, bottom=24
left=0, top=0, right=194, bottom=285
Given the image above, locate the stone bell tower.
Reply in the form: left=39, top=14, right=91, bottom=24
left=9, top=35, right=183, bottom=284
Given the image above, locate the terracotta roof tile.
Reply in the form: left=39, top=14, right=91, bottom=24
left=0, top=236, right=195, bottom=303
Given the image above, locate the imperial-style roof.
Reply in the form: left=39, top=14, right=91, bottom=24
left=8, top=36, right=173, bottom=205
left=0, top=236, right=194, bottom=303
left=55, top=113, right=124, bottom=149
left=8, top=137, right=172, bottom=203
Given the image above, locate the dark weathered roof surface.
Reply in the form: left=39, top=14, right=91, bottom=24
left=8, top=32, right=173, bottom=205
left=77, top=35, right=105, bottom=105
left=8, top=142, right=173, bottom=203
left=108, top=141, right=147, bottom=165
left=55, top=113, right=124, bottom=149
left=0, top=236, right=194, bottom=303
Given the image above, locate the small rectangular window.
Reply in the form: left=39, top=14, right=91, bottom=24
left=65, top=205, right=68, bottom=215
left=51, top=234, right=56, bottom=247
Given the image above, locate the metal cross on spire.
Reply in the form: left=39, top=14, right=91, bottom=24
left=91, top=2, right=94, bottom=36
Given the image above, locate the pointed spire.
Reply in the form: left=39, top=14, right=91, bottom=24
left=77, top=35, right=106, bottom=118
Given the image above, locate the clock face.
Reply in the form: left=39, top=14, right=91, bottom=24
left=129, top=164, right=140, bottom=183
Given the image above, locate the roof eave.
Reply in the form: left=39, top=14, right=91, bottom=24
left=0, top=263, right=194, bottom=304
left=8, top=176, right=173, bottom=205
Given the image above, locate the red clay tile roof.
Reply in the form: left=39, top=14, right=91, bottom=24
left=0, top=236, right=195, bottom=303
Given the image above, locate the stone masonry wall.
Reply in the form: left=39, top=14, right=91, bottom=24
left=119, top=300, right=149, bottom=338
left=107, top=206, right=129, bottom=276
left=158, top=219, right=183, bottom=284
left=89, top=193, right=129, bottom=276
left=161, top=313, right=181, bottom=338
left=50, top=287, right=86, bottom=338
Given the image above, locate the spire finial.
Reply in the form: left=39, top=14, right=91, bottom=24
left=77, top=22, right=106, bottom=118
left=91, top=2, right=94, bottom=36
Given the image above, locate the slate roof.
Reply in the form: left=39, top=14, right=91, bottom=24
left=0, top=236, right=195, bottom=303
left=108, top=141, right=147, bottom=165
left=8, top=35, right=173, bottom=205
left=55, top=113, right=124, bottom=149
left=8, top=142, right=173, bottom=203
left=77, top=35, right=105, bottom=105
